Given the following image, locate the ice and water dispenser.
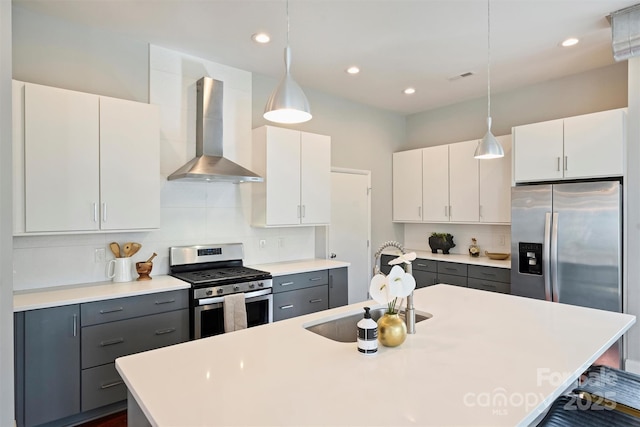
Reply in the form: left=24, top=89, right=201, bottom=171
left=518, top=242, right=543, bottom=275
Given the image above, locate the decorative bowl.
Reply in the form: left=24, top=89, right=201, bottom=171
left=485, top=251, right=510, bottom=260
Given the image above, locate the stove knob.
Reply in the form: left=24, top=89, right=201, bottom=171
left=258, top=282, right=264, bottom=287
left=206, top=290, right=213, bottom=296
left=249, top=283, right=255, bottom=289
left=233, top=285, right=240, bottom=291
left=217, top=289, right=223, bottom=295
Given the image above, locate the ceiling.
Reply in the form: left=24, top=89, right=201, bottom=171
left=12, top=0, right=639, bottom=115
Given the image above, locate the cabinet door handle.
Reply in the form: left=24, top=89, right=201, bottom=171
left=280, top=304, right=294, bottom=310
left=309, top=277, right=322, bottom=282
left=155, top=328, right=176, bottom=335
left=102, top=202, right=107, bottom=222
left=93, top=203, right=98, bottom=223
left=100, top=338, right=125, bottom=347
left=444, top=206, right=448, bottom=217
left=100, top=380, right=124, bottom=390
left=309, top=299, right=323, bottom=303
left=449, top=205, right=452, bottom=218
left=73, top=314, right=78, bottom=337
left=329, top=274, right=333, bottom=289
left=418, top=206, right=422, bottom=218
left=99, top=307, right=124, bottom=314
left=155, top=299, right=175, bottom=305
left=280, top=282, right=294, bottom=287
left=557, top=157, right=561, bottom=171
left=297, top=205, right=301, bottom=219
left=479, top=205, right=483, bottom=218
left=564, top=156, right=568, bottom=171
left=302, top=205, right=306, bottom=218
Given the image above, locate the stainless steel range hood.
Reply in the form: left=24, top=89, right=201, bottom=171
left=167, top=77, right=263, bottom=183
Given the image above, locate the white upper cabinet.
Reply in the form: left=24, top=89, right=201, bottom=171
left=392, top=149, right=423, bottom=222
left=422, top=145, right=450, bottom=222
left=252, top=126, right=331, bottom=227
left=479, top=135, right=512, bottom=223
left=513, top=108, right=625, bottom=183
left=13, top=81, right=160, bottom=234
left=448, top=140, right=479, bottom=223
left=393, top=136, right=512, bottom=225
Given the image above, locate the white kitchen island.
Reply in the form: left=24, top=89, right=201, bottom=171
left=115, top=285, right=635, bottom=426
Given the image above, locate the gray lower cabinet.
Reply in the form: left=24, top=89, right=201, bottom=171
left=328, top=267, right=348, bottom=308
left=273, top=285, right=329, bottom=321
left=467, top=265, right=511, bottom=294
left=19, top=305, right=81, bottom=427
left=14, top=289, right=189, bottom=427
left=437, top=261, right=467, bottom=287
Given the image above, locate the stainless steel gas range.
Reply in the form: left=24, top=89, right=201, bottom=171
left=169, top=243, right=273, bottom=339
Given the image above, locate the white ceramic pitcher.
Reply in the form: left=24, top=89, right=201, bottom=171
left=107, top=257, right=133, bottom=283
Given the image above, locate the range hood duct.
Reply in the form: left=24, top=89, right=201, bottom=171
left=167, top=77, right=263, bottom=183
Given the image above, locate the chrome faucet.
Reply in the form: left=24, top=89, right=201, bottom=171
left=373, top=241, right=416, bottom=334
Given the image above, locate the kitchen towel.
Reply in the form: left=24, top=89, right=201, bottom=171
left=224, top=293, right=247, bottom=332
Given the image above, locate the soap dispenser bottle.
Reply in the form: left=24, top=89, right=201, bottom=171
left=357, top=307, right=378, bottom=354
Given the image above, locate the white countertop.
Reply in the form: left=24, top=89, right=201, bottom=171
left=13, top=276, right=190, bottom=312
left=249, top=258, right=350, bottom=276
left=385, top=248, right=512, bottom=269
left=115, top=285, right=634, bottom=427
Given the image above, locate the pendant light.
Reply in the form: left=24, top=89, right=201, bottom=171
left=263, top=0, right=312, bottom=124
left=474, top=0, right=504, bottom=159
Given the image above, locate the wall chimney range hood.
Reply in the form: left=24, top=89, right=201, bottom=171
left=167, top=77, right=263, bottom=183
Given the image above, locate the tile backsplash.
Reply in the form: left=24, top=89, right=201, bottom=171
left=403, top=223, right=511, bottom=256
left=12, top=45, right=315, bottom=291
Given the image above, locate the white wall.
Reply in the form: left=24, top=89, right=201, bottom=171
left=0, top=0, right=13, bottom=424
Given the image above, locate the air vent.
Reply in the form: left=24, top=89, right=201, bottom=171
left=448, top=71, right=475, bottom=81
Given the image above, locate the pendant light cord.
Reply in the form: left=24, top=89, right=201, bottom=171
left=487, top=0, right=491, bottom=121
left=286, top=0, right=290, bottom=47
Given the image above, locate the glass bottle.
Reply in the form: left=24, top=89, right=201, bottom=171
left=469, top=238, right=480, bottom=257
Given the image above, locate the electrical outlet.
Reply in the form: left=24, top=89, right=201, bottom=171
left=95, top=248, right=106, bottom=263
left=493, top=235, right=506, bottom=248
left=278, top=237, right=285, bottom=248
left=259, top=239, right=266, bottom=249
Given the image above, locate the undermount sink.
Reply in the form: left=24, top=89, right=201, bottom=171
left=305, top=307, right=432, bottom=343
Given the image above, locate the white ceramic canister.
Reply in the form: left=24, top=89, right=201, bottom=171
left=357, top=307, right=378, bottom=354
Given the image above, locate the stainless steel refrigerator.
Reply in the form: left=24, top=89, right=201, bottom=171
left=511, top=180, right=622, bottom=367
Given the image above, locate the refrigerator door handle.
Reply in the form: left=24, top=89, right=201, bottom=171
left=543, top=212, right=552, bottom=301
left=550, top=212, right=559, bottom=302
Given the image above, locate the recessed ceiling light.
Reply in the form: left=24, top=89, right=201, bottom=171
left=403, top=87, right=416, bottom=95
left=252, top=33, right=271, bottom=44
left=561, top=37, right=579, bottom=47
left=346, top=66, right=360, bottom=75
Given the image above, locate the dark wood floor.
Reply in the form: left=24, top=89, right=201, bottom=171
left=80, top=410, right=127, bottom=427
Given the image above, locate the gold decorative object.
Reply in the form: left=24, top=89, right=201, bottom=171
left=377, top=313, right=407, bottom=347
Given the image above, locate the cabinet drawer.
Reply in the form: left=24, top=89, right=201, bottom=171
left=81, top=290, right=188, bottom=326
left=81, top=309, right=189, bottom=369
left=437, top=273, right=467, bottom=287
left=414, top=270, right=437, bottom=289
left=273, top=285, right=328, bottom=321
left=468, top=278, right=510, bottom=294
left=413, top=259, right=437, bottom=273
left=468, top=265, right=510, bottom=283
left=81, top=363, right=125, bottom=412
left=437, top=262, right=467, bottom=277
left=272, top=271, right=329, bottom=293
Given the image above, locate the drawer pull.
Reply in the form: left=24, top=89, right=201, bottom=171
left=309, top=299, right=323, bottom=303
left=280, top=304, right=294, bottom=310
left=417, top=263, right=427, bottom=267
left=100, top=338, right=124, bottom=347
left=309, top=277, right=322, bottom=282
left=280, top=282, right=294, bottom=287
left=445, top=268, right=457, bottom=272
left=155, top=299, right=176, bottom=305
left=155, top=328, right=176, bottom=335
left=481, top=272, right=496, bottom=277
left=99, top=307, right=124, bottom=314
left=100, top=380, right=124, bottom=390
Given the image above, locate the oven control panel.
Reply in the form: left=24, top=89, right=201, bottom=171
left=194, top=279, right=273, bottom=300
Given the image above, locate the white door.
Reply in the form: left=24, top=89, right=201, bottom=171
left=328, top=170, right=371, bottom=304
left=513, top=119, right=564, bottom=182
left=563, top=108, right=625, bottom=179
left=24, top=83, right=100, bottom=232
left=479, top=135, right=512, bottom=223
left=422, top=145, right=450, bottom=222
left=392, top=149, right=423, bottom=222
left=300, top=132, right=331, bottom=224
left=99, top=97, right=160, bottom=230
left=449, top=140, right=480, bottom=222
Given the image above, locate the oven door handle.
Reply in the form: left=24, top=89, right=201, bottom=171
left=197, top=288, right=272, bottom=306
